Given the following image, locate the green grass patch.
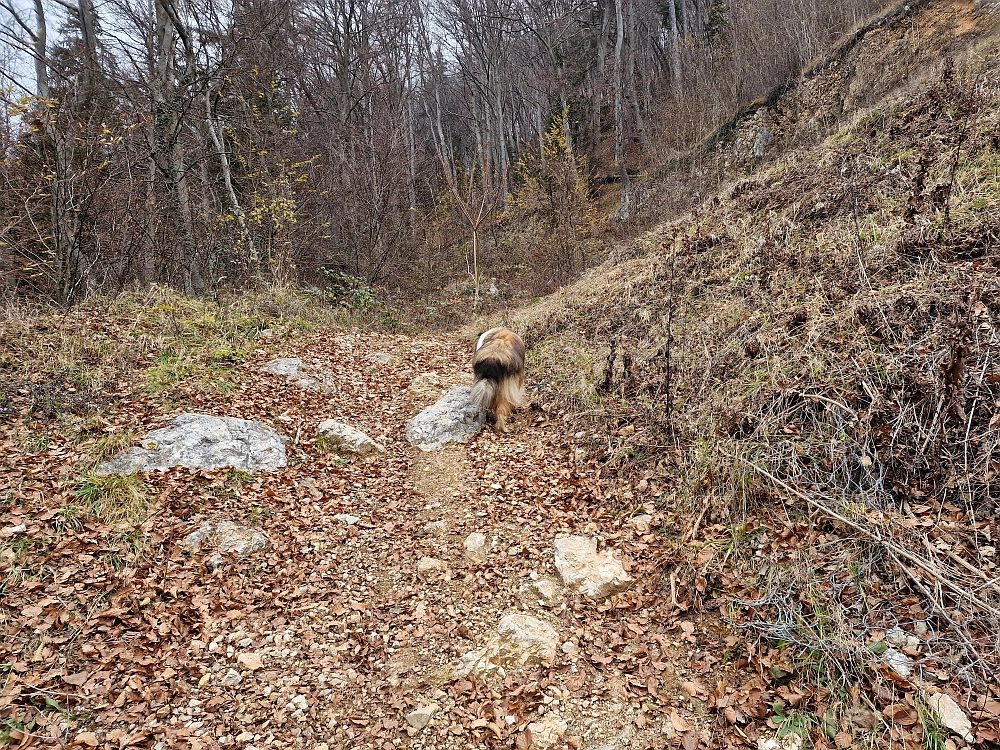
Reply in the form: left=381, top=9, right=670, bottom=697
left=74, top=472, right=149, bottom=526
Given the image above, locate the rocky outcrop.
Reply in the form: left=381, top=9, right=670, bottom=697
left=97, top=413, right=287, bottom=474
left=405, top=386, right=485, bottom=451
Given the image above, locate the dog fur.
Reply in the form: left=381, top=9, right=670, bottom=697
left=470, top=327, right=526, bottom=432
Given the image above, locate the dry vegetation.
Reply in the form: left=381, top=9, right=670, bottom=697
left=507, top=3, right=1000, bottom=739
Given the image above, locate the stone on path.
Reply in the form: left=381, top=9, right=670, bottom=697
left=405, top=704, right=439, bottom=730
left=333, top=514, right=360, bottom=526
left=405, top=386, right=485, bottom=451
left=316, top=420, right=384, bottom=457
left=97, top=413, right=287, bottom=474
left=422, top=520, right=449, bottom=537
left=185, top=521, right=269, bottom=571
left=263, top=358, right=335, bottom=392
left=464, top=532, right=489, bottom=562
left=519, top=577, right=563, bottom=608
left=452, top=614, right=558, bottom=679
left=527, top=714, right=569, bottom=749
left=926, top=693, right=973, bottom=743
left=553, top=536, right=634, bottom=601
left=417, top=556, right=447, bottom=573
left=237, top=652, right=264, bottom=671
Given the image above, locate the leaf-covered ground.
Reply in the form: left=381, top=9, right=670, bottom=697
left=2, top=316, right=998, bottom=749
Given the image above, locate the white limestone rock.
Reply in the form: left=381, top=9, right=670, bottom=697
left=97, top=413, right=287, bottom=474
left=452, top=614, right=558, bottom=679
left=316, top=420, right=384, bottom=457
left=405, top=386, right=485, bottom=451
left=926, top=693, right=973, bottom=743
left=553, top=536, right=634, bottom=601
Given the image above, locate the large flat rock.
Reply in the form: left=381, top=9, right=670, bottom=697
left=97, top=413, right=287, bottom=474
left=405, top=385, right=485, bottom=451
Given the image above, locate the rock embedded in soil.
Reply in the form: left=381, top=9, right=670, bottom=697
left=464, top=532, right=489, bottom=561
left=926, top=693, right=973, bottom=743
left=237, top=652, right=264, bottom=671
left=519, top=577, right=563, bottom=607
left=879, top=647, right=913, bottom=679
left=417, top=556, right=447, bottom=573
left=553, top=536, right=634, bottom=601
left=405, top=385, right=486, bottom=451
left=527, top=714, right=569, bottom=749
left=97, top=413, right=287, bottom=474
left=333, top=514, right=360, bottom=525
left=406, top=704, right=439, bottom=730
left=422, top=520, right=449, bottom=537
left=316, top=419, right=384, bottom=456
left=263, top=357, right=336, bottom=392
left=452, top=613, right=559, bottom=679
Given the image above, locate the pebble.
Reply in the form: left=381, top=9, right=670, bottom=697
left=220, top=669, right=242, bottom=686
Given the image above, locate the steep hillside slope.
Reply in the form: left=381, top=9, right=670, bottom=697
left=510, top=0, right=1000, bottom=740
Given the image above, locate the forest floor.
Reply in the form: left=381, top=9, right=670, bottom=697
left=1, top=317, right=771, bottom=750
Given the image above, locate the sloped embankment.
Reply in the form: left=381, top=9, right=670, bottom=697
left=514, top=0, right=1000, bottom=742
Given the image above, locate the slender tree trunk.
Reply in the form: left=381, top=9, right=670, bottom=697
left=668, top=0, right=683, bottom=93
left=32, top=0, right=48, bottom=98
left=626, top=0, right=650, bottom=151
left=613, top=0, right=625, bottom=165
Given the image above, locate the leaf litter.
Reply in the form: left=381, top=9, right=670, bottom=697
left=1, top=321, right=997, bottom=749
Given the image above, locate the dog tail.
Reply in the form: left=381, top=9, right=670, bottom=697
left=469, top=377, right=498, bottom=415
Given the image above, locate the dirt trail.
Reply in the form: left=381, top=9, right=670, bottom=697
left=1, top=330, right=741, bottom=750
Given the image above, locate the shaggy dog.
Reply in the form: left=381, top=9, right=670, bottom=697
left=470, top=327, right=526, bottom=432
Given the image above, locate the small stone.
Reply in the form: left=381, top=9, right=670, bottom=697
left=333, top=514, right=360, bottom=525
left=526, top=714, right=568, bottom=749
left=464, top=532, right=489, bottom=562
left=234, top=732, right=254, bottom=743
left=220, top=669, right=242, bottom=686
left=661, top=721, right=677, bottom=740
left=237, top=652, right=264, bottom=671
left=288, top=694, right=308, bottom=711
left=406, top=704, right=439, bottom=729
left=418, top=557, right=447, bottom=573
left=4, top=524, right=27, bottom=535
left=369, top=352, right=395, bottom=365
left=207, top=553, right=226, bottom=571
left=316, top=420, right=384, bottom=457
left=519, top=578, right=562, bottom=607
left=553, top=536, right=634, bottom=601
left=572, top=448, right=587, bottom=464
left=213, top=521, right=270, bottom=556
left=452, top=614, right=559, bottom=679
left=880, top=647, right=912, bottom=679
left=913, top=620, right=929, bottom=636
left=926, top=693, right=973, bottom=743
left=628, top=514, right=653, bottom=533
left=422, top=520, right=449, bottom=537
left=184, top=525, right=211, bottom=549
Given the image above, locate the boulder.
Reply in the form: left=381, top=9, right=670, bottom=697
left=97, top=413, right=287, bottom=474
left=316, top=420, right=384, bottom=457
left=452, top=614, right=558, bottom=679
left=553, top=536, right=634, bottom=601
left=405, top=386, right=486, bottom=451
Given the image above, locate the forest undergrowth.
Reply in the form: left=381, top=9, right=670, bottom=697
left=508, top=17, right=1000, bottom=747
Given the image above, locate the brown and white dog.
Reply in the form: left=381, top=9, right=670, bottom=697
left=470, top=327, right=526, bottom=432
